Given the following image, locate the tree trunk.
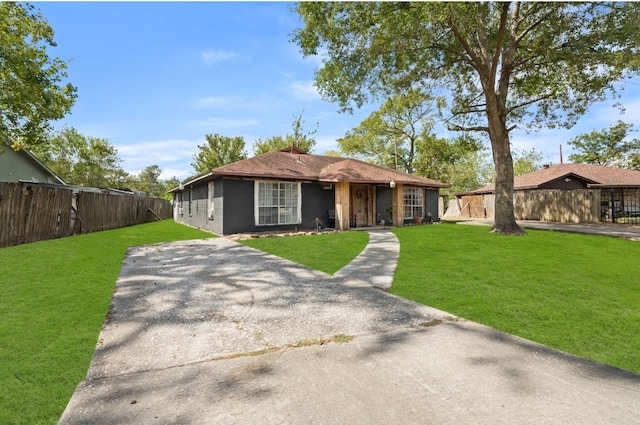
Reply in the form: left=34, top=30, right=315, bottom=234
left=486, top=101, right=525, bottom=235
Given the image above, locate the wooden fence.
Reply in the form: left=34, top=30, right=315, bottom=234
left=514, top=189, right=599, bottom=223
left=0, top=182, right=172, bottom=248
left=454, top=189, right=600, bottom=223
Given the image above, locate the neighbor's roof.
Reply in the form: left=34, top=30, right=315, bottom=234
left=172, top=148, right=448, bottom=191
left=1, top=142, right=66, bottom=185
left=470, top=163, right=640, bottom=194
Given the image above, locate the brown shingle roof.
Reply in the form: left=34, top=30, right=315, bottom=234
left=471, top=163, right=640, bottom=194
left=184, top=150, right=448, bottom=188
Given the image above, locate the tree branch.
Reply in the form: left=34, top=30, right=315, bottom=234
left=446, top=17, right=486, bottom=79
left=514, top=5, right=554, bottom=45
left=506, top=92, right=556, bottom=114
left=448, top=123, right=490, bottom=133
left=491, top=3, right=511, bottom=84
left=451, top=106, right=487, bottom=116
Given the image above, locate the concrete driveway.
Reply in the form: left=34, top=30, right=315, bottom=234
left=59, top=231, right=640, bottom=424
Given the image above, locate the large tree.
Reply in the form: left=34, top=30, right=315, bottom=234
left=33, top=127, right=129, bottom=187
left=568, top=121, right=640, bottom=169
left=191, top=133, right=247, bottom=175
left=0, top=3, right=76, bottom=149
left=293, top=2, right=640, bottom=234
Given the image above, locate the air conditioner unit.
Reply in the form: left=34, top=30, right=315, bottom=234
left=322, top=183, right=333, bottom=190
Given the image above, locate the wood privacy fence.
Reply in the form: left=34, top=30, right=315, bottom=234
left=455, top=189, right=600, bottom=223
left=0, top=182, right=172, bottom=248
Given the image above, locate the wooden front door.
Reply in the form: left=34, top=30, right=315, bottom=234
left=350, top=185, right=372, bottom=226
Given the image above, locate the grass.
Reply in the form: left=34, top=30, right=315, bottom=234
left=3, top=221, right=638, bottom=423
left=0, top=220, right=213, bottom=425
left=240, top=231, right=369, bottom=274
left=237, top=224, right=640, bottom=373
left=390, top=223, right=640, bottom=373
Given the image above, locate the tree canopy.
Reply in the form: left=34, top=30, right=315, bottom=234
left=131, top=166, right=178, bottom=200
left=568, top=121, right=640, bottom=170
left=293, top=2, right=640, bottom=234
left=338, top=88, right=445, bottom=173
left=134, top=164, right=164, bottom=198
left=512, top=148, right=543, bottom=176
left=0, top=3, right=76, bottom=149
left=32, top=127, right=128, bottom=188
left=253, top=111, right=317, bottom=155
left=191, top=133, right=247, bottom=175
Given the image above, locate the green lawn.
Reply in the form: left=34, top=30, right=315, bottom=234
left=2, top=221, right=639, bottom=424
left=240, top=231, right=369, bottom=274
left=390, top=224, right=640, bottom=373
left=0, top=220, right=213, bottom=425
left=242, top=224, right=640, bottom=374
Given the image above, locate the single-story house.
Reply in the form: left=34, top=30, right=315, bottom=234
left=170, top=147, right=448, bottom=235
left=0, top=143, right=66, bottom=185
left=451, top=163, right=640, bottom=223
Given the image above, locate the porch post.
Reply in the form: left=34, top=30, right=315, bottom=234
left=392, top=183, right=404, bottom=227
left=334, top=182, right=350, bottom=231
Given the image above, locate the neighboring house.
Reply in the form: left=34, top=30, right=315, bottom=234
left=0, top=144, right=65, bottom=185
left=453, top=163, right=640, bottom=223
left=170, top=147, right=448, bottom=235
left=0, top=144, right=149, bottom=196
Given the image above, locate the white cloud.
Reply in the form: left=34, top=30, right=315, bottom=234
left=200, top=48, right=240, bottom=64
left=188, top=94, right=279, bottom=111
left=117, top=139, right=198, bottom=161
left=189, top=96, right=238, bottom=109
left=159, top=167, right=191, bottom=180
left=187, top=117, right=259, bottom=130
left=314, top=136, right=339, bottom=155
left=115, top=139, right=201, bottom=176
left=288, top=80, right=321, bottom=101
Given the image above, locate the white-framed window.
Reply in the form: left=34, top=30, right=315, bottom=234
left=207, top=181, right=214, bottom=220
left=255, top=181, right=301, bottom=225
left=404, top=187, right=424, bottom=218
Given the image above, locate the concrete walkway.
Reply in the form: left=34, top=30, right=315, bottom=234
left=59, top=230, right=640, bottom=424
left=334, top=229, right=399, bottom=289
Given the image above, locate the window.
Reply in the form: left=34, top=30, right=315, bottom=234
left=207, top=181, right=214, bottom=220
left=404, top=187, right=424, bottom=218
left=255, top=181, right=301, bottom=225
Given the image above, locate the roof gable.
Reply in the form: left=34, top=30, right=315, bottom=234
left=0, top=144, right=66, bottom=185
left=471, top=163, right=640, bottom=194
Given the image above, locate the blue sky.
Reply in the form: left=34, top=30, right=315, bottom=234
left=36, top=2, right=640, bottom=180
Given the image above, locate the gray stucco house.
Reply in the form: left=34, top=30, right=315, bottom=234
left=0, top=144, right=65, bottom=185
left=170, top=147, right=448, bottom=235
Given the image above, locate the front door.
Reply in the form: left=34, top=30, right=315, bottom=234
left=350, top=185, right=372, bottom=226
